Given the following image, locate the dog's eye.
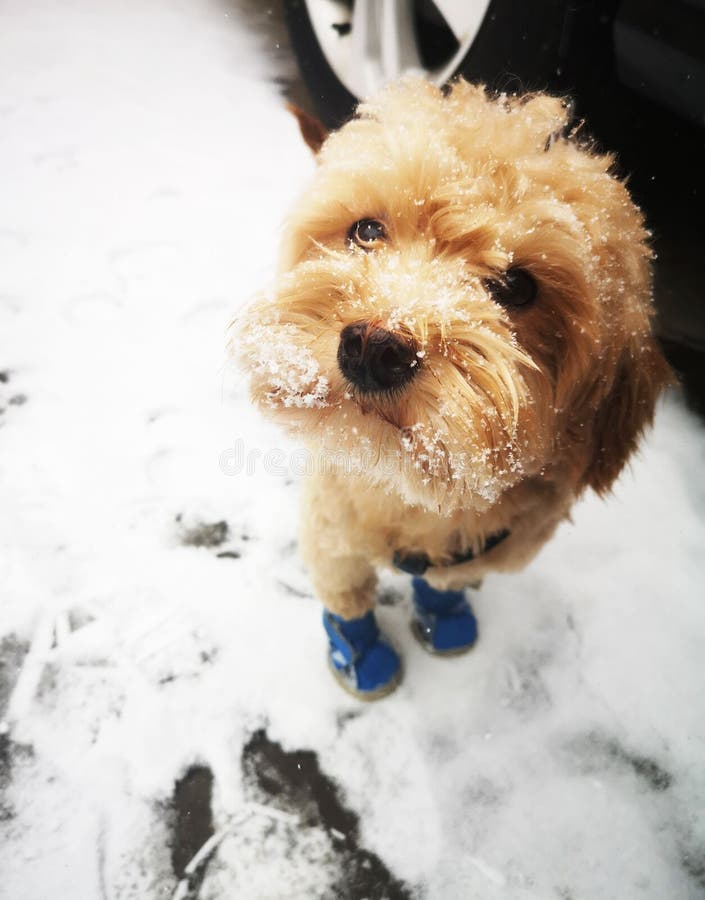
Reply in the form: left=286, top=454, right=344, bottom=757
left=348, top=219, right=387, bottom=249
left=485, top=268, right=537, bottom=308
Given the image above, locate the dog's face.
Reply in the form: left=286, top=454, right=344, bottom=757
left=237, top=79, right=670, bottom=513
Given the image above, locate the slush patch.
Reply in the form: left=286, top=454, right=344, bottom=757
left=241, top=728, right=414, bottom=900
left=215, top=550, right=241, bottom=559
left=0, top=735, right=33, bottom=822
left=0, top=635, right=30, bottom=720
left=0, top=733, right=11, bottom=821
left=176, top=515, right=229, bottom=548
left=561, top=731, right=672, bottom=792
left=170, top=764, right=215, bottom=884
left=681, top=846, right=705, bottom=890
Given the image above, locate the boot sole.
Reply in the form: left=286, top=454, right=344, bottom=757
left=327, top=656, right=402, bottom=701
left=410, top=619, right=477, bottom=657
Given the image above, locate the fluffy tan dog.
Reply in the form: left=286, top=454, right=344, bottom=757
left=236, top=78, right=672, bottom=696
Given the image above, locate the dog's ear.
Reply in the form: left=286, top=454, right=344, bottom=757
left=581, top=337, right=673, bottom=495
left=287, top=103, right=328, bottom=155
left=513, top=93, right=573, bottom=151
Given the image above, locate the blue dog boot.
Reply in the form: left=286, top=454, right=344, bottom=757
left=322, top=610, right=401, bottom=700
left=411, top=577, right=478, bottom=656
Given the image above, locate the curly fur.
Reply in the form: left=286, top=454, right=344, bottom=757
left=235, top=78, right=672, bottom=618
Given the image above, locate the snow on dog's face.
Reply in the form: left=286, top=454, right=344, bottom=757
left=236, top=79, right=670, bottom=513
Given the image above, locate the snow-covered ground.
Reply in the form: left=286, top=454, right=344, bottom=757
left=1, top=1, right=705, bottom=898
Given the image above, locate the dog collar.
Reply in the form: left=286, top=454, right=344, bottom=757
left=393, top=528, right=510, bottom=576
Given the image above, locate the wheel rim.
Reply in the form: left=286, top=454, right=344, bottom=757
left=303, top=0, right=493, bottom=99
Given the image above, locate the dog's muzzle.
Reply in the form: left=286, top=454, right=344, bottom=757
left=337, top=321, right=419, bottom=393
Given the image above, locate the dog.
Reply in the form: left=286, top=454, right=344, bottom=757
left=235, top=77, right=672, bottom=699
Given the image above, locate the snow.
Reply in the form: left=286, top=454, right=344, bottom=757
left=239, top=319, right=331, bottom=409
left=1, top=1, right=705, bottom=898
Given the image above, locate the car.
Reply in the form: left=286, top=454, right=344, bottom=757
left=283, top=1, right=704, bottom=128
left=283, top=0, right=569, bottom=127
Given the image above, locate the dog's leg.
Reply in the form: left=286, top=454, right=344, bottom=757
left=299, top=489, right=401, bottom=699
left=299, top=477, right=378, bottom=619
left=302, top=546, right=401, bottom=700
left=303, top=553, right=377, bottom=620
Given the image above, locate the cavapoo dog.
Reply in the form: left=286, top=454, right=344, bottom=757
left=236, top=78, right=672, bottom=700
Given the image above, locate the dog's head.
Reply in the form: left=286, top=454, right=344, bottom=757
left=236, top=79, right=671, bottom=513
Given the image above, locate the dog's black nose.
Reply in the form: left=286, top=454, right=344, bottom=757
left=338, top=322, right=419, bottom=393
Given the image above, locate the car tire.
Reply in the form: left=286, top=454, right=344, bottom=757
left=284, top=0, right=569, bottom=128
